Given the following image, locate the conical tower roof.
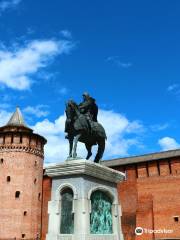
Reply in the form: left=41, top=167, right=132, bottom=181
left=7, top=107, right=27, bottom=127
left=0, top=107, right=46, bottom=144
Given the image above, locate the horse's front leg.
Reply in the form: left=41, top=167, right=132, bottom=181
left=72, top=134, right=81, bottom=158
left=68, top=137, right=74, bottom=158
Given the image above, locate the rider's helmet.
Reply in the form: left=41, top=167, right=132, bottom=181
left=82, top=92, right=90, bottom=98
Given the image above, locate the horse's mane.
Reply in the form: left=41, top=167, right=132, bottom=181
left=66, top=100, right=79, bottom=110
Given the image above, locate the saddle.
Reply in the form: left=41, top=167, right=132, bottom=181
left=74, top=114, right=106, bottom=139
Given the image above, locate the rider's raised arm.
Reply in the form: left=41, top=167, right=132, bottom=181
left=79, top=98, right=92, bottom=110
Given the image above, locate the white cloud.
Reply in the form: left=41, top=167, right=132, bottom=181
left=150, top=123, right=169, bottom=131
left=32, top=109, right=144, bottom=164
left=158, top=137, right=180, bottom=151
left=23, top=105, right=49, bottom=118
left=0, top=0, right=21, bottom=12
left=32, top=114, right=69, bottom=163
left=106, top=56, right=132, bottom=68
left=0, top=39, right=74, bottom=90
left=59, top=87, right=68, bottom=95
left=98, top=110, right=143, bottom=157
left=167, top=84, right=180, bottom=98
left=0, top=103, right=11, bottom=109
left=167, top=84, right=179, bottom=92
left=117, top=62, right=132, bottom=68
left=60, top=30, right=72, bottom=39
left=0, top=109, right=12, bottom=126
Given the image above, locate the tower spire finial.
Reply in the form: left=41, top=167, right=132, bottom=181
left=7, top=107, right=27, bottom=127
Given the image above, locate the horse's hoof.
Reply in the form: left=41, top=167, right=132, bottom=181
left=86, top=153, right=92, bottom=160
left=73, top=154, right=77, bottom=158
left=94, top=159, right=99, bottom=163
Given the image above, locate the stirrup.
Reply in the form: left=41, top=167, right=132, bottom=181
left=65, top=135, right=69, bottom=139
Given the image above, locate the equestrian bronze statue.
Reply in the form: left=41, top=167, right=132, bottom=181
left=65, top=92, right=106, bottom=163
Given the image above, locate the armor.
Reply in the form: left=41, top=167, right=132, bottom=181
left=79, top=92, right=98, bottom=122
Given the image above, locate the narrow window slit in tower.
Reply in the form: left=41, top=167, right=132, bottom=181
left=15, top=191, right=20, bottom=198
left=34, top=178, right=37, bottom=184
left=22, top=234, right=25, bottom=238
left=7, top=176, right=11, bottom=182
left=34, top=160, right=37, bottom=166
left=38, top=193, right=41, bottom=200
left=157, top=161, right=160, bottom=176
left=20, top=134, right=22, bottom=144
left=23, top=211, right=27, bottom=216
left=1, top=158, right=4, bottom=164
left=135, top=164, right=138, bottom=178
left=168, top=160, right=172, bottom=174
left=146, top=162, right=149, bottom=177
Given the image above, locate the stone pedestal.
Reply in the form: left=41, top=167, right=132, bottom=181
left=45, top=159, right=124, bottom=240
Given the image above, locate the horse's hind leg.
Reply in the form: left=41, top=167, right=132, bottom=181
left=73, top=134, right=81, bottom=158
left=94, top=138, right=105, bottom=163
left=68, top=137, right=73, bottom=158
left=85, top=143, right=92, bottom=160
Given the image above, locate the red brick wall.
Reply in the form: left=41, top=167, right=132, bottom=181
left=136, top=195, right=154, bottom=240
left=114, top=158, right=180, bottom=240
left=41, top=176, right=52, bottom=240
left=118, top=181, right=137, bottom=240
left=115, top=165, right=137, bottom=240
left=0, top=130, right=45, bottom=239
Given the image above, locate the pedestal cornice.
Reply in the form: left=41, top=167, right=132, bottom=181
left=45, top=159, right=124, bottom=183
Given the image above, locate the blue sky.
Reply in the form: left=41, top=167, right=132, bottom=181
left=0, top=0, right=180, bottom=163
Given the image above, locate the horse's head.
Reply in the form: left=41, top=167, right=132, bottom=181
left=66, top=99, right=77, bottom=109
left=65, top=99, right=78, bottom=119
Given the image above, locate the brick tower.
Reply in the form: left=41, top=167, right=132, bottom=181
left=0, top=107, right=47, bottom=239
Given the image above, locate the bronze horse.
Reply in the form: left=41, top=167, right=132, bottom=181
left=65, top=100, right=106, bottom=163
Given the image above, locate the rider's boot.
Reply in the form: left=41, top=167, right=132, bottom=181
left=65, top=134, right=69, bottom=139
